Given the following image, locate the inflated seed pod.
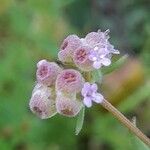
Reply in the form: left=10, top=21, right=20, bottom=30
left=29, top=84, right=57, bottom=119
left=73, top=46, right=94, bottom=71
left=36, top=60, right=62, bottom=86
left=58, top=35, right=82, bottom=62
left=56, top=95, right=82, bottom=117
left=56, top=69, right=85, bottom=93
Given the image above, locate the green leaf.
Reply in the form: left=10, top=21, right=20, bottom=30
left=92, top=70, right=103, bottom=83
left=75, top=106, right=85, bottom=135
left=101, top=55, right=128, bottom=75
left=130, top=136, right=150, bottom=150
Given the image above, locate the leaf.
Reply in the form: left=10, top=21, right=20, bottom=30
left=130, top=136, right=150, bottom=150
left=101, top=55, right=128, bottom=75
left=92, top=70, right=103, bottom=83
left=75, top=106, right=85, bottom=135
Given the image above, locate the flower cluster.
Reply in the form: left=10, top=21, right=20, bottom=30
left=29, top=29, right=119, bottom=119
left=59, top=29, right=119, bottom=70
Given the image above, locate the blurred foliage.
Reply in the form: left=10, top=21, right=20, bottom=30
left=64, top=0, right=150, bottom=54
left=0, top=0, right=150, bottom=150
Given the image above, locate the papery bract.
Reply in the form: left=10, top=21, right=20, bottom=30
left=36, top=60, right=62, bottom=86
left=29, top=84, right=57, bottom=119
left=56, top=69, right=85, bottom=93
left=58, top=35, right=82, bottom=62
left=85, top=30, right=109, bottom=47
left=56, top=95, right=83, bottom=117
left=73, top=46, right=94, bottom=71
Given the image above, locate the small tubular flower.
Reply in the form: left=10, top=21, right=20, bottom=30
left=29, top=84, right=57, bottom=119
left=58, top=35, right=82, bottom=62
left=89, top=46, right=112, bottom=69
left=81, top=82, right=104, bottom=107
left=56, top=69, right=85, bottom=93
left=36, top=60, right=62, bottom=86
left=56, top=95, right=83, bottom=117
left=73, top=46, right=94, bottom=71
left=85, top=29, right=110, bottom=47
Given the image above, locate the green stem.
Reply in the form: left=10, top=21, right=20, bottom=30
left=101, top=99, right=150, bottom=147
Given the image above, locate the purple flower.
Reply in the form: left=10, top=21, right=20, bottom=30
left=89, top=46, right=112, bottom=69
left=81, top=82, right=104, bottom=107
left=84, top=29, right=120, bottom=69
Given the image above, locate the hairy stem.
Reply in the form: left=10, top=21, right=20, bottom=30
left=101, top=99, right=150, bottom=147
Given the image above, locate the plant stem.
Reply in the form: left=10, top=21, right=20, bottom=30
left=84, top=72, right=92, bottom=82
left=101, top=99, right=150, bottom=147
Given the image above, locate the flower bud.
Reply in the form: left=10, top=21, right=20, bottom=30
left=56, top=95, right=82, bottom=117
left=58, top=35, right=82, bottom=62
left=56, top=69, right=85, bottom=93
left=85, top=30, right=119, bottom=55
left=73, top=46, right=94, bottom=71
left=85, top=30, right=109, bottom=47
left=29, top=84, right=57, bottom=119
left=36, top=60, right=62, bottom=86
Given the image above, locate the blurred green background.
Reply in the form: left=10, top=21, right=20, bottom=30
left=0, top=0, right=150, bottom=150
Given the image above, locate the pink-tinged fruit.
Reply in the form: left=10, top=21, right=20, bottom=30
left=56, top=96, right=82, bottom=117
left=85, top=29, right=110, bottom=47
left=29, top=84, right=57, bottom=119
left=56, top=69, right=85, bottom=93
left=73, top=46, right=94, bottom=71
left=58, top=35, right=82, bottom=62
left=36, top=60, right=62, bottom=86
